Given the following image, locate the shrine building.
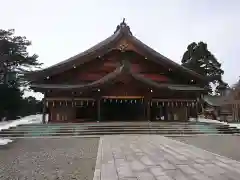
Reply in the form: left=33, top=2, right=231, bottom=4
left=27, top=20, right=207, bottom=123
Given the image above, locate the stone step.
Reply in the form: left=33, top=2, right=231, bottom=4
left=1, top=127, right=235, bottom=132
left=0, top=129, right=238, bottom=135
left=16, top=123, right=206, bottom=127
left=0, top=129, right=225, bottom=134
left=9, top=124, right=228, bottom=129
left=2, top=122, right=238, bottom=138
left=0, top=131, right=221, bottom=137
left=2, top=128, right=235, bottom=133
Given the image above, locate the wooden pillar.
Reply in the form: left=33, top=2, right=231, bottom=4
left=235, top=104, right=238, bottom=122
left=97, top=99, right=101, bottom=122
left=185, top=107, right=188, bottom=121
left=147, top=100, right=151, bottom=121
left=42, top=92, right=46, bottom=124
left=48, top=105, right=52, bottom=122
left=236, top=103, right=239, bottom=122
left=232, top=104, right=234, bottom=121
left=144, top=97, right=151, bottom=121
left=196, top=101, right=198, bottom=121
left=233, top=104, right=236, bottom=122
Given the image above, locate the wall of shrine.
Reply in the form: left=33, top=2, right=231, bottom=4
left=49, top=106, right=75, bottom=122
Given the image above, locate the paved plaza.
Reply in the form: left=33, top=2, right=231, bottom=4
left=94, top=135, right=240, bottom=180
left=1, top=135, right=240, bottom=179
left=172, top=135, right=240, bottom=161
left=0, top=138, right=99, bottom=180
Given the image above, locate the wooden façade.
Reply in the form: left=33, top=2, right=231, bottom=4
left=26, top=20, right=207, bottom=123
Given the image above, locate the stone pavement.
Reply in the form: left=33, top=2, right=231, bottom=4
left=93, top=135, right=240, bottom=180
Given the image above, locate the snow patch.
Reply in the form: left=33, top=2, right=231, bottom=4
left=198, top=118, right=228, bottom=124
left=228, top=123, right=240, bottom=129
left=197, top=118, right=240, bottom=130
left=0, top=114, right=48, bottom=132
left=0, top=138, right=13, bottom=145
left=0, top=114, right=48, bottom=146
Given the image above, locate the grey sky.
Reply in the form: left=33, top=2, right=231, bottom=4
left=1, top=0, right=239, bottom=98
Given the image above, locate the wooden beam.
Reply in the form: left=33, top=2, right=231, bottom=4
left=152, top=99, right=196, bottom=102
left=46, top=97, right=95, bottom=101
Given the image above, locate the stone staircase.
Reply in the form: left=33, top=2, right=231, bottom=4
left=0, top=121, right=240, bottom=138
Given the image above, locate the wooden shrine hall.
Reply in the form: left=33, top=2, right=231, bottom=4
left=27, top=19, right=207, bottom=123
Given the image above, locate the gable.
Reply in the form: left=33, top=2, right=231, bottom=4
left=27, top=20, right=205, bottom=84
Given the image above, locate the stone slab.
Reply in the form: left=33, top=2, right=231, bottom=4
left=93, top=135, right=240, bottom=180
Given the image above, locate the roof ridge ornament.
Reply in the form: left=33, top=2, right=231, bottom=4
left=114, top=18, right=132, bottom=35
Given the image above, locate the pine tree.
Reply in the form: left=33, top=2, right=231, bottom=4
left=0, top=29, right=42, bottom=120
left=182, top=42, right=227, bottom=95
left=0, top=29, right=42, bottom=86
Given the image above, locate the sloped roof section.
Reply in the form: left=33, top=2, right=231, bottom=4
left=203, top=95, right=226, bottom=107
left=203, top=91, right=234, bottom=106
left=31, top=61, right=204, bottom=92
left=27, top=19, right=205, bottom=81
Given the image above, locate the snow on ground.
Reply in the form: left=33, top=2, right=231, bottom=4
left=197, top=117, right=240, bottom=130
left=198, top=118, right=228, bottom=124
left=0, top=114, right=47, bottom=146
left=228, top=123, right=240, bottom=129
left=0, top=139, right=13, bottom=145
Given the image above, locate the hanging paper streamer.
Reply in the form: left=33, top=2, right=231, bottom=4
left=135, top=100, right=137, bottom=103
left=168, top=102, right=170, bottom=107
left=163, top=102, right=165, bottom=107
left=104, top=99, right=106, bottom=103
left=60, top=101, right=62, bottom=106
left=120, top=100, right=122, bottom=103
left=110, top=99, right=112, bottom=103
left=150, top=101, right=152, bottom=106
left=130, top=100, right=133, bottom=104
left=125, top=99, right=127, bottom=103
left=171, top=102, right=174, bottom=107
left=53, top=101, right=55, bottom=107
left=181, top=102, right=183, bottom=106
left=86, top=101, right=88, bottom=106
left=157, top=102, right=159, bottom=106
left=175, top=102, right=178, bottom=107
left=92, top=101, right=94, bottom=106
left=65, top=101, right=67, bottom=106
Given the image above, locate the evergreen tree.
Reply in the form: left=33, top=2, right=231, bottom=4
left=0, top=29, right=42, bottom=86
left=0, top=29, right=42, bottom=120
left=181, top=42, right=227, bottom=95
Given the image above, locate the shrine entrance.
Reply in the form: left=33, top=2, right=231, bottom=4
left=100, top=97, right=145, bottom=121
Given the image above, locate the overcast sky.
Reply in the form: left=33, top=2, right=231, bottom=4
left=1, top=0, right=239, bottom=98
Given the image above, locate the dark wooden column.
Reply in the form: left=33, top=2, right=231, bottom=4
left=144, top=96, right=151, bottom=121
left=48, top=103, right=52, bottom=122
left=195, top=101, right=199, bottom=121
left=147, top=100, right=151, bottom=121
left=97, top=98, right=101, bottom=122
left=42, top=92, right=46, bottom=124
